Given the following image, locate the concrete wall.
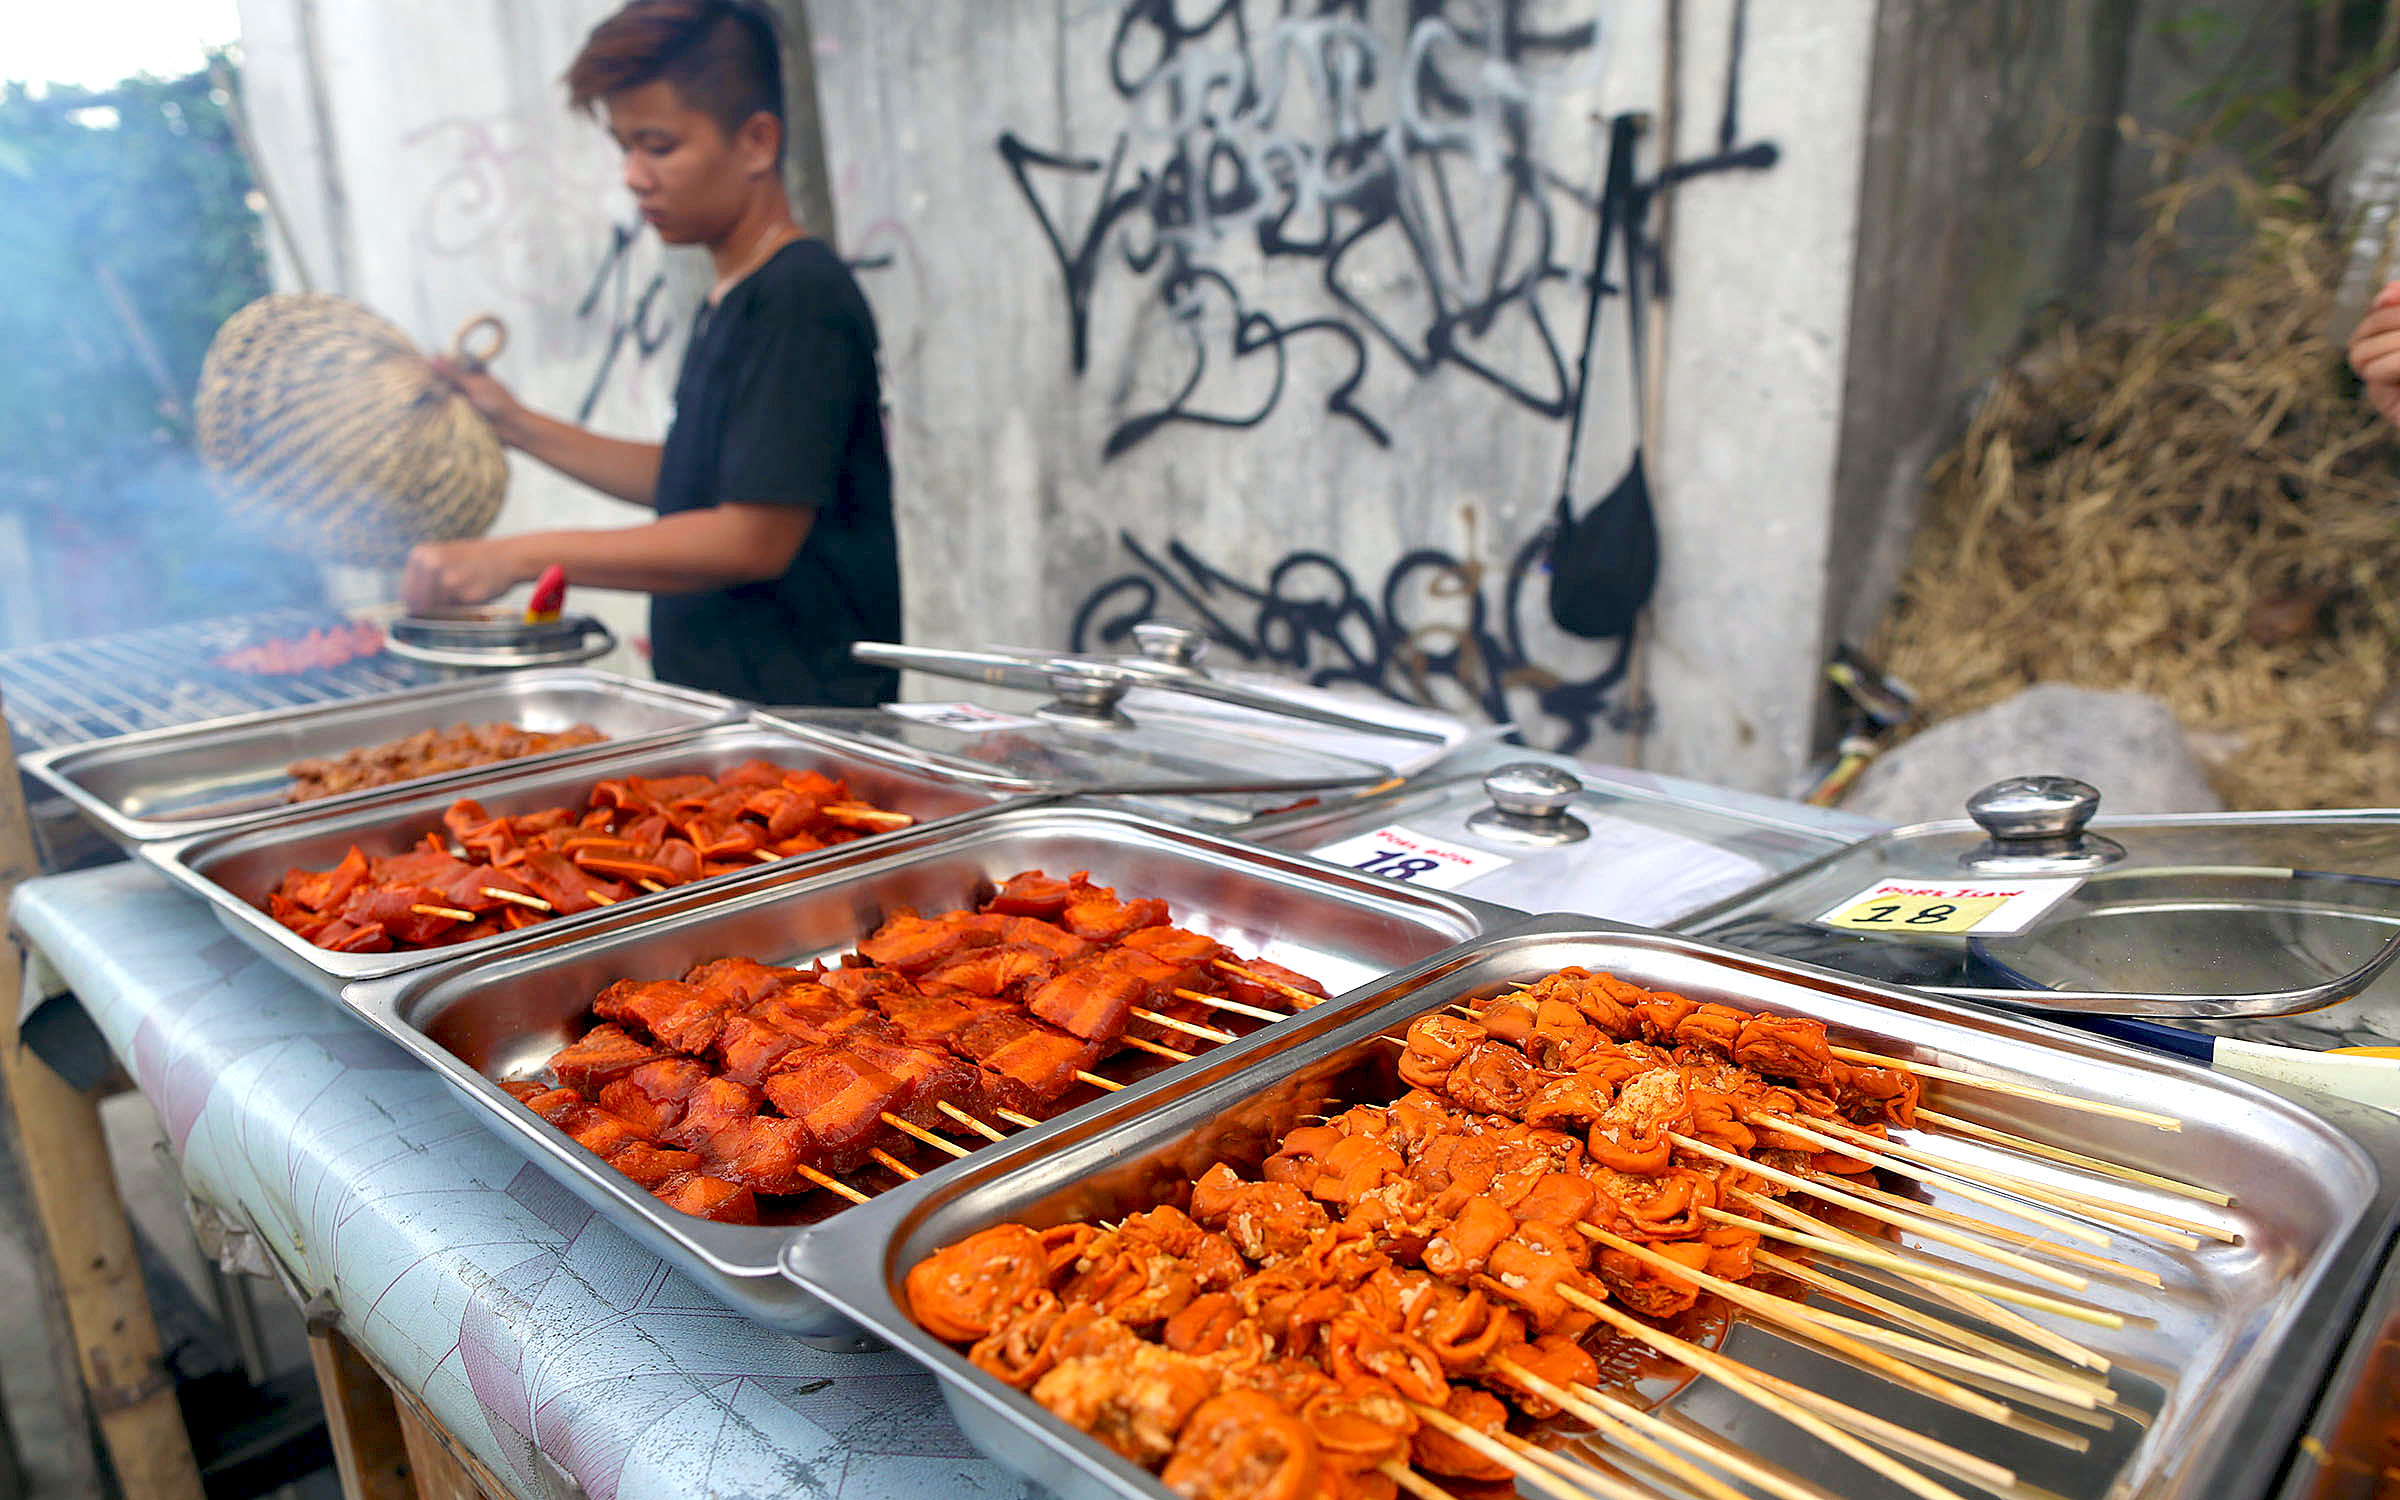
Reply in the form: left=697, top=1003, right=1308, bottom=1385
left=808, top=0, right=1878, bottom=787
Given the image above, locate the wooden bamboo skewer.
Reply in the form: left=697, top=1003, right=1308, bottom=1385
left=1210, top=958, right=1324, bottom=1007
left=881, top=1114, right=971, bottom=1158
left=1129, top=1008, right=1235, bottom=1044
left=1752, top=1248, right=2112, bottom=1405
left=753, top=849, right=782, bottom=863
left=1734, top=1363, right=2046, bottom=1496
left=410, top=902, right=478, bottom=923
left=1492, top=1360, right=1755, bottom=1500
left=1913, top=1108, right=2232, bottom=1205
left=1401, top=1402, right=1648, bottom=1500
left=935, top=1101, right=1007, bottom=1142
left=637, top=878, right=666, bottom=893
left=1728, top=1192, right=2117, bottom=1363
left=1558, top=1384, right=1844, bottom=1500
left=586, top=889, right=618, bottom=906
left=823, top=802, right=914, bottom=828
left=794, top=1163, right=870, bottom=1204
left=1774, top=1249, right=2142, bottom=1437
left=1074, top=1070, right=1125, bottom=1092
left=1169, top=987, right=1287, bottom=1022
left=481, top=886, right=553, bottom=911
left=868, top=1147, right=920, bottom=1180
left=1118, top=1035, right=1196, bottom=1063
left=1802, top=1112, right=2229, bottom=1246
left=1668, top=1133, right=2096, bottom=1296
left=1376, top=1459, right=1464, bottom=1500
left=1829, top=1176, right=2163, bottom=1288
left=1703, top=1200, right=2119, bottom=1329
left=1558, top=1286, right=1980, bottom=1500
left=1577, top=1223, right=2093, bottom=1416
left=1745, top=1110, right=2111, bottom=1248
left=993, top=1107, right=1042, bottom=1129
left=1829, top=1045, right=2181, bottom=1131
left=1804, top=1121, right=2211, bottom=1249
left=1501, top=1435, right=1687, bottom=1500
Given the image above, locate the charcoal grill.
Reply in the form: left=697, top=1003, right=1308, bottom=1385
left=2, top=608, right=430, bottom=870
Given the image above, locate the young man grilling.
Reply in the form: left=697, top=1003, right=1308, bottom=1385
left=402, top=0, right=900, bottom=707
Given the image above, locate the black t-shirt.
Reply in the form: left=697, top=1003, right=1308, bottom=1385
left=650, top=238, right=901, bottom=706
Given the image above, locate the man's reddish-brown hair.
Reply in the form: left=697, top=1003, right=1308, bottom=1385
left=566, top=0, right=784, bottom=159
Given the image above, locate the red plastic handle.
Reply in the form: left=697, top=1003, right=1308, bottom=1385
left=525, top=563, right=568, bottom=622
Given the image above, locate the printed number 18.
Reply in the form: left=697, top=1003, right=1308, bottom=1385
left=1355, top=849, right=1443, bottom=881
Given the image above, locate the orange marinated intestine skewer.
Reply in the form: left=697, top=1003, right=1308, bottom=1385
left=895, top=967, right=2181, bottom=1500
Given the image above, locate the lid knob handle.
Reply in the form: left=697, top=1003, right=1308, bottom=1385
left=1960, top=775, right=2124, bottom=872
left=1484, top=763, right=1584, bottom=818
left=1967, top=776, right=2101, bottom=842
left=1466, top=762, right=1590, bottom=846
left=1129, top=621, right=1208, bottom=670
left=1035, top=659, right=1135, bottom=728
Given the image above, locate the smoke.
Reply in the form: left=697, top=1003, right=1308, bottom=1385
left=0, top=453, right=327, bottom=649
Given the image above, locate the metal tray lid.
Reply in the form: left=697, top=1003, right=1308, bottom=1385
left=757, top=636, right=1447, bottom=802
left=1682, top=774, right=2400, bottom=1019
left=386, top=609, right=614, bottom=671
left=853, top=625, right=1465, bottom=748
left=1240, top=750, right=1871, bottom=926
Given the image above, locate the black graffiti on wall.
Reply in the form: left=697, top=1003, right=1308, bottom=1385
left=1000, top=0, right=1775, bottom=460
left=573, top=211, right=679, bottom=423
left=1068, top=523, right=1647, bottom=755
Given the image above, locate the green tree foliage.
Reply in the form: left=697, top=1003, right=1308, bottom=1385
left=0, top=56, right=323, bottom=645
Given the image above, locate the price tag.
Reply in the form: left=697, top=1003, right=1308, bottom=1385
left=882, top=701, right=1040, bottom=733
left=1311, top=825, right=1515, bottom=891
left=1814, top=877, right=2082, bottom=936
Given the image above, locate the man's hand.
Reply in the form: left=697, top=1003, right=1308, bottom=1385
left=428, top=355, right=530, bottom=446
left=2347, top=281, right=2400, bottom=431
left=401, top=536, right=531, bottom=613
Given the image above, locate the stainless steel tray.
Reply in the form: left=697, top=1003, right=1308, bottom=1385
left=786, top=913, right=2400, bottom=1500
left=139, top=721, right=1023, bottom=993
left=23, top=667, right=739, bottom=844
left=339, top=805, right=1512, bottom=1341
left=2281, top=1233, right=2400, bottom=1498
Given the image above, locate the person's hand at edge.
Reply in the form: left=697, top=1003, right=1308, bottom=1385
left=2346, top=280, right=2400, bottom=432
left=428, top=355, right=531, bottom=447
left=401, top=535, right=535, bottom=613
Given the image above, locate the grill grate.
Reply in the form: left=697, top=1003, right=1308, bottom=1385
left=2, top=608, right=431, bottom=753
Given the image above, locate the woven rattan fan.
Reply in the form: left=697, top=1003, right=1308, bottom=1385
left=194, top=293, right=510, bottom=566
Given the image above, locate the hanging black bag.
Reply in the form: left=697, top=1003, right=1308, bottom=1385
left=1546, top=113, right=1658, bottom=641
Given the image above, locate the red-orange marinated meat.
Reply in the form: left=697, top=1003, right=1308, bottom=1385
left=906, top=1223, right=1054, bottom=1343
left=984, top=869, right=1075, bottom=919
left=1407, top=1387, right=1512, bottom=1482
left=547, top=1023, right=663, bottom=1093
left=263, top=763, right=914, bottom=953
left=1160, top=1390, right=1321, bottom=1500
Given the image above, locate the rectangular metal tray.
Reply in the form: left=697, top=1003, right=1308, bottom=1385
left=786, top=913, right=2400, bottom=1500
left=339, top=805, right=1514, bottom=1339
left=23, top=667, right=744, bottom=845
left=139, top=720, right=1024, bottom=993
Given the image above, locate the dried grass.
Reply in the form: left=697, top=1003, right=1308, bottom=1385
left=1871, top=175, right=2400, bottom=810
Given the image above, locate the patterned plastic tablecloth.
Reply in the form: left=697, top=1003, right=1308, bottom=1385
left=9, top=862, right=1036, bottom=1500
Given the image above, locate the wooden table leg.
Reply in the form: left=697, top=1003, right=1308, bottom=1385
left=392, top=1403, right=497, bottom=1500
left=0, top=693, right=205, bottom=1500
left=307, top=1331, right=410, bottom=1500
